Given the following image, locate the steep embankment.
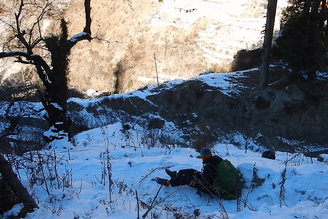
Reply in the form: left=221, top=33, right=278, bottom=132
left=81, top=68, right=328, bottom=155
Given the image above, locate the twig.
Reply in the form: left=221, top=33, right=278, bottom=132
left=154, top=53, right=159, bottom=87
left=136, top=190, right=140, bottom=219
left=127, top=0, right=134, bottom=11
left=279, top=159, right=287, bottom=207
left=54, top=150, right=60, bottom=189
left=142, top=185, right=162, bottom=219
left=37, top=151, right=50, bottom=195
left=67, top=149, right=71, bottom=160
left=218, top=197, right=229, bottom=219
left=106, top=149, right=113, bottom=202
left=79, top=179, right=83, bottom=194
left=138, top=165, right=174, bottom=184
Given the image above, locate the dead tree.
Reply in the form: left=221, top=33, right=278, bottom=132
left=0, top=0, right=92, bottom=141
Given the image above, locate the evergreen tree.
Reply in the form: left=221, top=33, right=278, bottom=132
left=277, top=0, right=328, bottom=80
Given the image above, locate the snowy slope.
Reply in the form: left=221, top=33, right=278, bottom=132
left=5, top=123, right=328, bottom=218
left=2, top=70, right=328, bottom=219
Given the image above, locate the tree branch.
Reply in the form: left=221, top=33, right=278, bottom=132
left=0, top=51, right=49, bottom=70
left=67, top=0, right=91, bottom=49
left=83, top=0, right=92, bottom=35
left=0, top=51, right=52, bottom=87
left=28, top=0, right=53, bottom=49
left=15, top=0, right=33, bottom=54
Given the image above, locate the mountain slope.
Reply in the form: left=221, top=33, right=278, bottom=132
left=1, top=0, right=287, bottom=94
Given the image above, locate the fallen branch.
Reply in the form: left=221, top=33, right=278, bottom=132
left=0, top=153, right=38, bottom=217
left=136, top=190, right=140, bottom=219
left=279, top=159, right=288, bottom=207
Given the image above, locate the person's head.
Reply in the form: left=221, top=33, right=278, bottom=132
left=200, top=148, right=212, bottom=162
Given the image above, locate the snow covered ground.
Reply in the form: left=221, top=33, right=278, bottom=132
left=2, top=70, right=328, bottom=219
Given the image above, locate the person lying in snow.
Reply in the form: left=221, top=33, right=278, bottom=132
left=155, top=148, right=242, bottom=200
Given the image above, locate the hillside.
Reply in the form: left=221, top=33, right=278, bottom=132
left=1, top=0, right=327, bottom=155
left=67, top=0, right=287, bottom=93
left=65, top=66, right=328, bottom=155
left=1, top=0, right=287, bottom=94
left=2, top=1, right=328, bottom=218
left=2, top=68, right=328, bottom=218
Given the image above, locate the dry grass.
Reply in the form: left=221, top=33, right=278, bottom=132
left=1, top=0, right=235, bottom=94
left=65, top=0, right=229, bottom=93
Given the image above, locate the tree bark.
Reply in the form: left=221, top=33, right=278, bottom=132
left=0, top=153, right=38, bottom=216
left=307, top=0, right=321, bottom=80
left=260, top=0, right=278, bottom=89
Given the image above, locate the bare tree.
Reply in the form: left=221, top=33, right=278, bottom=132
left=0, top=0, right=92, bottom=141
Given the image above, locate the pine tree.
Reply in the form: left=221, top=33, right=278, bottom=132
left=277, top=0, right=328, bottom=80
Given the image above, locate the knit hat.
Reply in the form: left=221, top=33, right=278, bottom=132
left=200, top=148, right=212, bottom=159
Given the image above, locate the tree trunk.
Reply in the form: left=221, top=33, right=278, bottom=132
left=260, top=0, right=278, bottom=89
left=319, top=0, right=327, bottom=27
left=41, top=3, right=91, bottom=140
left=42, top=20, right=72, bottom=141
left=0, top=153, right=38, bottom=217
left=306, top=0, right=321, bottom=80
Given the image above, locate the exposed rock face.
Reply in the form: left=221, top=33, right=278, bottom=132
left=97, top=70, right=328, bottom=155
left=2, top=69, right=327, bottom=157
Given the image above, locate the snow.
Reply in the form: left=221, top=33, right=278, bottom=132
left=2, top=0, right=328, bottom=218
left=192, top=70, right=252, bottom=97
left=4, top=125, right=328, bottom=218
left=2, top=67, right=328, bottom=219
left=69, top=32, right=90, bottom=43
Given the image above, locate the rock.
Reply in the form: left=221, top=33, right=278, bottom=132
left=262, top=150, right=276, bottom=160
left=317, top=154, right=328, bottom=163
left=148, top=118, right=165, bottom=129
